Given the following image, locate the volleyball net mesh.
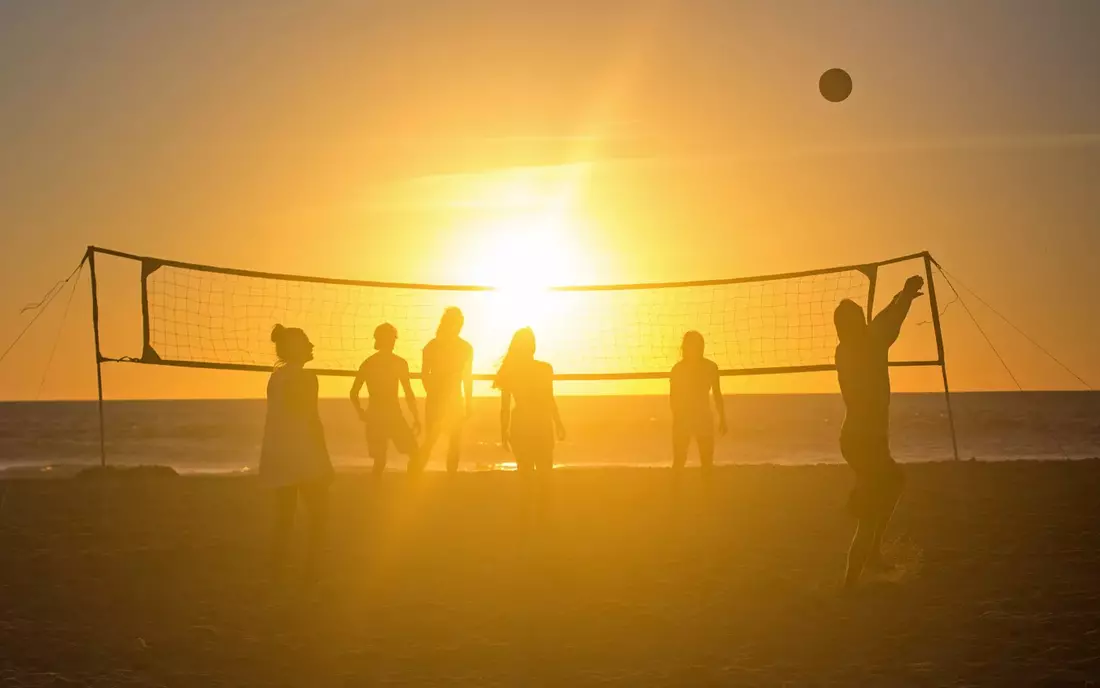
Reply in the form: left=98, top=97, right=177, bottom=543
left=93, top=248, right=940, bottom=379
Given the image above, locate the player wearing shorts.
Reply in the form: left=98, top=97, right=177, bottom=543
left=670, top=330, right=727, bottom=473
left=350, top=323, right=421, bottom=475
left=834, top=275, right=924, bottom=588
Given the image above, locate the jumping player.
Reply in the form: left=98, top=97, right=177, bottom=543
left=834, top=275, right=924, bottom=588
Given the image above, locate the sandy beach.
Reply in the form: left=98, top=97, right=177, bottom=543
left=1, top=461, right=1098, bottom=686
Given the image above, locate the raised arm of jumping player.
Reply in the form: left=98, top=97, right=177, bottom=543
left=872, top=275, right=925, bottom=347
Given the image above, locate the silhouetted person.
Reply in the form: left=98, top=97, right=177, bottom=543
left=834, top=275, right=924, bottom=588
left=670, top=330, right=727, bottom=472
left=419, top=307, right=474, bottom=473
left=494, top=327, right=565, bottom=472
left=350, top=323, right=421, bottom=475
left=260, top=324, right=333, bottom=581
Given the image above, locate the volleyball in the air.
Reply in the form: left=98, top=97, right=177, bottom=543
left=819, top=68, right=852, bottom=103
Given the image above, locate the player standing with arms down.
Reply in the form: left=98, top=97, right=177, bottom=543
left=494, top=327, right=565, bottom=473
left=670, top=330, right=727, bottom=473
left=350, top=323, right=422, bottom=476
left=419, top=307, right=474, bottom=473
left=260, top=325, right=333, bottom=581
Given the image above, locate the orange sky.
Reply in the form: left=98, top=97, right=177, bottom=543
left=1, top=1, right=1098, bottom=400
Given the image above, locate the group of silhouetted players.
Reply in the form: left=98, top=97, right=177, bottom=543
left=259, top=274, right=926, bottom=589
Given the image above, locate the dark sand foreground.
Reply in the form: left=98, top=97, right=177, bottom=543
left=2, top=462, right=1099, bottom=687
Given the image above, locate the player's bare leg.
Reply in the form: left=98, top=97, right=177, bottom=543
left=446, top=427, right=462, bottom=473
left=860, top=463, right=904, bottom=570
left=672, top=429, right=690, bottom=471
left=270, top=486, right=297, bottom=576
left=419, top=424, right=440, bottom=473
left=698, top=434, right=715, bottom=478
left=372, top=453, right=387, bottom=478
left=845, top=514, right=876, bottom=588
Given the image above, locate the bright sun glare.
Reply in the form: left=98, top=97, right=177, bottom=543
left=474, top=214, right=576, bottom=289
left=468, top=210, right=579, bottom=357
left=459, top=165, right=592, bottom=288
left=449, top=165, right=595, bottom=368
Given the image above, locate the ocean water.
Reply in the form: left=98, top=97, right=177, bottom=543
left=0, top=392, right=1098, bottom=475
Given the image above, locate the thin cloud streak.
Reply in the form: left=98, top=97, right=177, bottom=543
left=350, top=131, right=1100, bottom=212
left=641, top=132, right=1100, bottom=168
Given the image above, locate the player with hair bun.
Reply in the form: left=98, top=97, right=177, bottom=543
left=259, top=324, right=333, bottom=581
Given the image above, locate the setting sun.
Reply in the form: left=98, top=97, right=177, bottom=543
left=470, top=213, right=579, bottom=290
left=440, top=164, right=597, bottom=371
left=424, top=162, right=596, bottom=284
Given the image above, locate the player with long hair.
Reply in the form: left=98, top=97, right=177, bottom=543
left=493, top=327, right=565, bottom=472
left=419, top=307, right=474, bottom=472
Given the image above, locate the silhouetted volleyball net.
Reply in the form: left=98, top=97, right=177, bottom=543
left=89, top=247, right=944, bottom=380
